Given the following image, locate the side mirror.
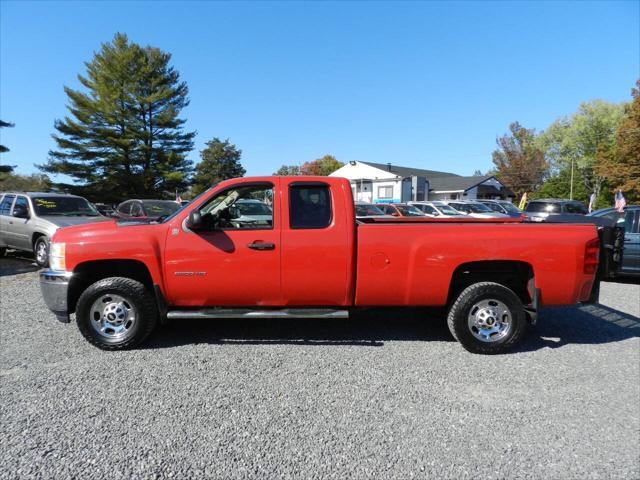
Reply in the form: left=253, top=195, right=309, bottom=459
left=13, top=206, right=29, bottom=219
left=186, top=210, right=203, bottom=230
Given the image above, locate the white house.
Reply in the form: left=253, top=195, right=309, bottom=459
left=329, top=161, right=513, bottom=203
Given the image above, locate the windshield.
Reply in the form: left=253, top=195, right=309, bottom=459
left=355, top=204, right=385, bottom=216
left=466, top=202, right=492, bottom=213
left=33, top=197, right=100, bottom=216
left=143, top=201, right=181, bottom=217
left=434, top=203, right=463, bottom=215
left=397, top=205, right=425, bottom=216
left=237, top=201, right=272, bottom=216
left=498, top=202, right=521, bottom=213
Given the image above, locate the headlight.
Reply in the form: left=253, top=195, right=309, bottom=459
left=49, top=242, right=66, bottom=271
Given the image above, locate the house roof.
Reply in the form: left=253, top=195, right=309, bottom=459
left=360, top=161, right=459, bottom=179
left=357, top=161, right=508, bottom=194
left=428, top=175, right=498, bottom=192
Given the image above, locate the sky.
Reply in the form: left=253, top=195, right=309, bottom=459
left=1, top=0, right=638, bottom=181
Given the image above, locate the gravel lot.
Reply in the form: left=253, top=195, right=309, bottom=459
left=1, top=253, right=639, bottom=479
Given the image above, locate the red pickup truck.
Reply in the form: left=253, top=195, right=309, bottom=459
left=39, top=176, right=620, bottom=354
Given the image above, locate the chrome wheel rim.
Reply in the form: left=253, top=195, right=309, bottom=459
left=35, top=241, right=47, bottom=264
left=467, top=298, right=512, bottom=343
left=89, top=294, right=137, bottom=339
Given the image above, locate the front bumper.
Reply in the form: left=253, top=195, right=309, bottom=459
left=39, top=270, right=72, bottom=323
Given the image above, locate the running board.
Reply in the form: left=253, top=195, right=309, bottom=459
left=166, top=308, right=349, bottom=320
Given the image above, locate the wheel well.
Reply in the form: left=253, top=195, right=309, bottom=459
left=32, top=232, right=46, bottom=247
left=67, top=260, right=154, bottom=314
left=447, top=261, right=534, bottom=306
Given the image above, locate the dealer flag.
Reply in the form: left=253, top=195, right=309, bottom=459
left=518, top=192, right=528, bottom=211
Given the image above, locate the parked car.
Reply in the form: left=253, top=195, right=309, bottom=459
left=40, top=176, right=621, bottom=354
left=409, top=201, right=465, bottom=218
left=589, top=206, right=639, bottom=277
left=477, top=199, right=524, bottom=218
left=227, top=199, right=273, bottom=227
left=114, top=199, right=182, bottom=221
left=442, top=200, right=508, bottom=218
left=524, top=199, right=588, bottom=222
left=377, top=203, right=426, bottom=217
left=93, top=203, right=116, bottom=217
left=0, top=192, right=110, bottom=266
left=354, top=202, right=388, bottom=219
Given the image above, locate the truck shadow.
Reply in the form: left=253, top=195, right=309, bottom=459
left=0, top=251, right=39, bottom=277
left=516, top=304, right=640, bottom=352
left=146, top=304, right=639, bottom=351
left=147, top=308, right=452, bottom=348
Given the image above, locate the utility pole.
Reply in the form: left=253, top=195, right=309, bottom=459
left=569, top=158, right=574, bottom=200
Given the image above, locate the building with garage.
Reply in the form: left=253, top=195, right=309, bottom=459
left=329, top=161, right=514, bottom=203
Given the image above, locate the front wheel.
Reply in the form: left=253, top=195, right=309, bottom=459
left=447, top=282, right=528, bottom=354
left=34, top=237, right=49, bottom=267
left=75, top=277, right=158, bottom=350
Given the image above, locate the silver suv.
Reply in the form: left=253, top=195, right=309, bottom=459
left=0, top=192, right=110, bottom=266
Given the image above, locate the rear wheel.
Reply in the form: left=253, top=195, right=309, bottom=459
left=0, top=247, right=6, bottom=257
left=447, top=282, right=527, bottom=354
left=34, top=237, right=49, bottom=267
left=76, top=277, right=158, bottom=350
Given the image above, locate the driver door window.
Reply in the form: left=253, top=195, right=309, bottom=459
left=198, top=185, right=273, bottom=230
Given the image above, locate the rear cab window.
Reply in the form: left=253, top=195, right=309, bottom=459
left=289, top=184, right=332, bottom=229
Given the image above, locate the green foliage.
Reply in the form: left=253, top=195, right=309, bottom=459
left=537, top=100, right=625, bottom=197
left=273, top=165, right=301, bottom=176
left=529, top=167, right=591, bottom=202
left=39, top=33, right=195, bottom=202
left=299, top=154, right=344, bottom=176
left=0, top=172, right=51, bottom=192
left=492, top=122, right=547, bottom=198
left=0, top=120, right=14, bottom=154
left=191, top=138, right=245, bottom=195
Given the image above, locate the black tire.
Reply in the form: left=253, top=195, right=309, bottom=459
left=447, top=282, right=527, bottom=354
left=34, top=236, right=49, bottom=267
left=0, top=247, right=6, bottom=257
left=76, top=277, right=158, bottom=350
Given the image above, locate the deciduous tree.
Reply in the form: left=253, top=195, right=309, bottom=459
left=273, top=165, right=300, bottom=176
left=0, top=172, right=51, bottom=192
left=40, top=33, right=195, bottom=202
left=492, top=122, right=547, bottom=198
left=596, top=80, right=640, bottom=203
left=537, top=100, right=625, bottom=200
left=299, top=154, right=343, bottom=176
left=191, top=138, right=245, bottom=194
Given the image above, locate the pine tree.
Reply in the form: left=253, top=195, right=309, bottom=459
left=40, top=33, right=195, bottom=202
left=0, top=120, right=15, bottom=155
left=191, top=138, right=245, bottom=194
